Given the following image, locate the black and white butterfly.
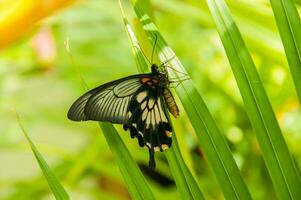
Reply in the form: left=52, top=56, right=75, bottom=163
left=67, top=64, right=179, bottom=168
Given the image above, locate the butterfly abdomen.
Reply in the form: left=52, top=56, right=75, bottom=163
left=163, top=88, right=179, bottom=118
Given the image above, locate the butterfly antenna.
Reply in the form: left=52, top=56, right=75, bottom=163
left=169, top=77, right=191, bottom=88
left=151, top=34, right=158, bottom=64
left=166, top=65, right=188, bottom=76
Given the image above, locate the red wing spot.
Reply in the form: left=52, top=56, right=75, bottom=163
left=141, top=77, right=151, bottom=84
left=151, top=79, right=159, bottom=83
left=141, top=78, right=158, bottom=90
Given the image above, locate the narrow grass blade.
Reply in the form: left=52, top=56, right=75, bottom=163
left=15, top=110, right=70, bottom=200
left=119, top=2, right=149, bottom=73
left=269, top=0, right=301, bottom=104
left=66, top=41, right=155, bottom=200
left=119, top=2, right=204, bottom=199
left=130, top=0, right=252, bottom=199
left=165, top=136, right=204, bottom=200
left=206, top=0, right=301, bottom=199
left=99, top=123, right=155, bottom=200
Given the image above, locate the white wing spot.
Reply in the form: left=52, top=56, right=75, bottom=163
left=142, top=109, right=148, bottom=121
left=154, top=105, right=161, bottom=123
left=161, top=144, right=169, bottom=150
left=141, top=101, right=147, bottom=110
left=136, top=91, right=147, bottom=103
left=150, top=110, right=155, bottom=127
left=146, top=111, right=151, bottom=128
left=126, top=111, right=132, bottom=118
left=158, top=98, right=168, bottom=123
left=138, top=131, right=143, bottom=137
left=148, top=98, right=155, bottom=109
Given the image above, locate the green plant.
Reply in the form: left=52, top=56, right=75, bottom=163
left=15, top=0, right=301, bottom=199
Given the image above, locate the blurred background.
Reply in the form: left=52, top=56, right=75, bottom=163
left=0, top=0, right=300, bottom=199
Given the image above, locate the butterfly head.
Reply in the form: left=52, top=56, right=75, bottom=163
left=151, top=64, right=169, bottom=84
left=151, top=64, right=160, bottom=74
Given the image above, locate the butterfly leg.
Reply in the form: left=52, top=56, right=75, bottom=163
left=169, top=77, right=191, bottom=88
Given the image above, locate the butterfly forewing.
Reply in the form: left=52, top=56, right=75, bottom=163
left=68, top=75, right=147, bottom=122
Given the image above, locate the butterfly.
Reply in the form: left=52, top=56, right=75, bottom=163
left=67, top=63, right=179, bottom=168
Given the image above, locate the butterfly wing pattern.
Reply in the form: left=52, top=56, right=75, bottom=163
left=68, top=74, right=174, bottom=168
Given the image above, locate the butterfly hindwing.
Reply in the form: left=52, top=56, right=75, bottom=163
left=124, top=87, right=172, bottom=168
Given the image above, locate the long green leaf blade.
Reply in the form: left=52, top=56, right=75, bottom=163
left=166, top=137, right=204, bottom=200
left=269, top=0, right=301, bottom=104
left=119, top=3, right=204, bottom=199
left=120, top=1, right=149, bottom=73
left=206, top=0, right=301, bottom=199
left=99, top=123, right=155, bottom=200
left=15, top=111, right=70, bottom=200
left=130, top=0, right=252, bottom=199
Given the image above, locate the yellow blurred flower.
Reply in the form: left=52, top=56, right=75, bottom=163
left=0, top=0, right=76, bottom=48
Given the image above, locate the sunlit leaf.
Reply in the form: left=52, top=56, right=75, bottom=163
left=99, top=123, right=155, bottom=200
left=269, top=0, right=301, bottom=104
left=206, top=0, right=301, bottom=199
left=15, top=109, right=70, bottom=200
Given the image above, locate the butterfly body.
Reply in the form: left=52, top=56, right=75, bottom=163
left=68, top=64, right=178, bottom=168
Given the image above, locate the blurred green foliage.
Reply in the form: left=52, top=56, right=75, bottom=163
left=0, top=0, right=300, bottom=199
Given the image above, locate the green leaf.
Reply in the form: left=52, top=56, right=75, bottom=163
left=206, top=0, right=301, bottom=199
left=119, top=2, right=204, bottom=199
left=165, top=138, right=204, bottom=200
left=15, top=110, right=70, bottom=200
left=269, top=0, right=301, bottom=104
left=130, top=0, right=252, bottom=199
left=120, top=1, right=149, bottom=73
left=99, top=122, right=155, bottom=200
